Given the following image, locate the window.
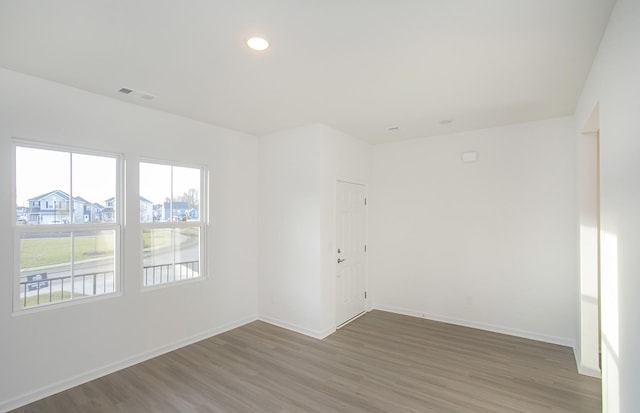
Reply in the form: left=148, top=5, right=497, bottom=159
left=14, top=143, right=121, bottom=310
left=139, top=161, right=205, bottom=287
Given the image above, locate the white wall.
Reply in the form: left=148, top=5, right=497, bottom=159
left=258, top=124, right=371, bottom=337
left=369, top=117, right=578, bottom=346
left=6, top=13, right=631, bottom=405
left=576, top=108, right=601, bottom=377
left=258, top=125, right=325, bottom=336
left=575, top=0, right=640, bottom=411
left=0, top=68, right=259, bottom=411
left=319, top=125, right=372, bottom=331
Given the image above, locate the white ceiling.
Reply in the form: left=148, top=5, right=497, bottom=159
left=0, top=0, right=615, bottom=144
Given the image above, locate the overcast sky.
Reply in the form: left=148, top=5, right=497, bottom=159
left=16, top=147, right=199, bottom=207
left=16, top=147, right=115, bottom=207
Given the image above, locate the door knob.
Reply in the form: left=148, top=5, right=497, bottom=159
left=337, top=258, right=346, bottom=263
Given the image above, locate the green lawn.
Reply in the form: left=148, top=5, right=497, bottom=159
left=143, top=228, right=172, bottom=249
left=20, top=234, right=114, bottom=269
left=21, top=228, right=198, bottom=269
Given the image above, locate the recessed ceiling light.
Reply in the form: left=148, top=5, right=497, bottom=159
left=387, top=126, right=400, bottom=131
left=439, top=119, right=454, bottom=125
left=247, top=35, right=269, bottom=51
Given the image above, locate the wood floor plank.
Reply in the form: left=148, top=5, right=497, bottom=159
left=10, top=311, right=601, bottom=412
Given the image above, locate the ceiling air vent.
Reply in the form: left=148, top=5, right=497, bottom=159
left=116, top=87, right=156, bottom=100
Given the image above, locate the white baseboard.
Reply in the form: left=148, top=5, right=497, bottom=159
left=373, top=304, right=576, bottom=348
left=259, top=315, right=335, bottom=340
left=577, top=363, right=602, bottom=378
left=0, top=314, right=259, bottom=413
left=2, top=308, right=588, bottom=412
left=573, top=348, right=602, bottom=378
left=572, top=344, right=602, bottom=378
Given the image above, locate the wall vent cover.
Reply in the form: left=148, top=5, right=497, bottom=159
left=117, top=87, right=156, bottom=100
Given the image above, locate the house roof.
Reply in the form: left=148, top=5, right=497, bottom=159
left=27, top=190, right=70, bottom=202
left=28, top=190, right=104, bottom=206
left=28, top=191, right=173, bottom=208
left=105, top=196, right=153, bottom=204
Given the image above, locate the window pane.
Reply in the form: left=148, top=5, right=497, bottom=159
left=72, top=154, right=116, bottom=223
left=143, top=227, right=200, bottom=286
left=19, top=232, right=72, bottom=308
left=140, top=163, right=171, bottom=222
left=15, top=143, right=121, bottom=311
left=143, top=228, right=173, bottom=286
left=173, top=166, right=200, bottom=222
left=16, top=147, right=117, bottom=225
left=175, top=227, right=200, bottom=280
left=16, top=147, right=70, bottom=225
left=73, top=230, right=116, bottom=297
left=19, top=230, right=117, bottom=309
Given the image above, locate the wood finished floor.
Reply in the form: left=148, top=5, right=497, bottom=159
left=12, top=311, right=601, bottom=413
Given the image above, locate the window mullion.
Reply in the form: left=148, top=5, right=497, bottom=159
left=172, top=228, right=176, bottom=283
left=170, top=166, right=174, bottom=220
left=170, top=166, right=174, bottom=282
left=70, top=232, right=75, bottom=301
left=69, top=153, right=74, bottom=224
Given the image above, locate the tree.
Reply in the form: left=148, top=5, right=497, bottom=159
left=173, top=189, right=199, bottom=209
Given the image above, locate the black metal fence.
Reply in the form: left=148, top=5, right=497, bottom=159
left=143, top=260, right=199, bottom=286
left=19, top=270, right=114, bottom=308
left=19, top=260, right=200, bottom=308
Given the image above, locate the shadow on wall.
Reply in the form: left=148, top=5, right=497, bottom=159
left=600, top=231, right=619, bottom=411
left=579, top=223, right=599, bottom=374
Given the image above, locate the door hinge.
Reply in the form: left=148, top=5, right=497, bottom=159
left=364, top=197, right=367, bottom=206
left=364, top=244, right=367, bottom=253
left=364, top=291, right=367, bottom=299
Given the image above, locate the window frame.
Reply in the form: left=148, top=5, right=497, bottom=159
left=139, top=158, right=208, bottom=290
left=12, top=140, right=123, bottom=312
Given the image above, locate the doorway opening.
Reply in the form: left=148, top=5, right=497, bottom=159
left=578, top=104, right=601, bottom=376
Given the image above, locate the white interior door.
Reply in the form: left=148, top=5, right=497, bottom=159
left=336, top=180, right=367, bottom=327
